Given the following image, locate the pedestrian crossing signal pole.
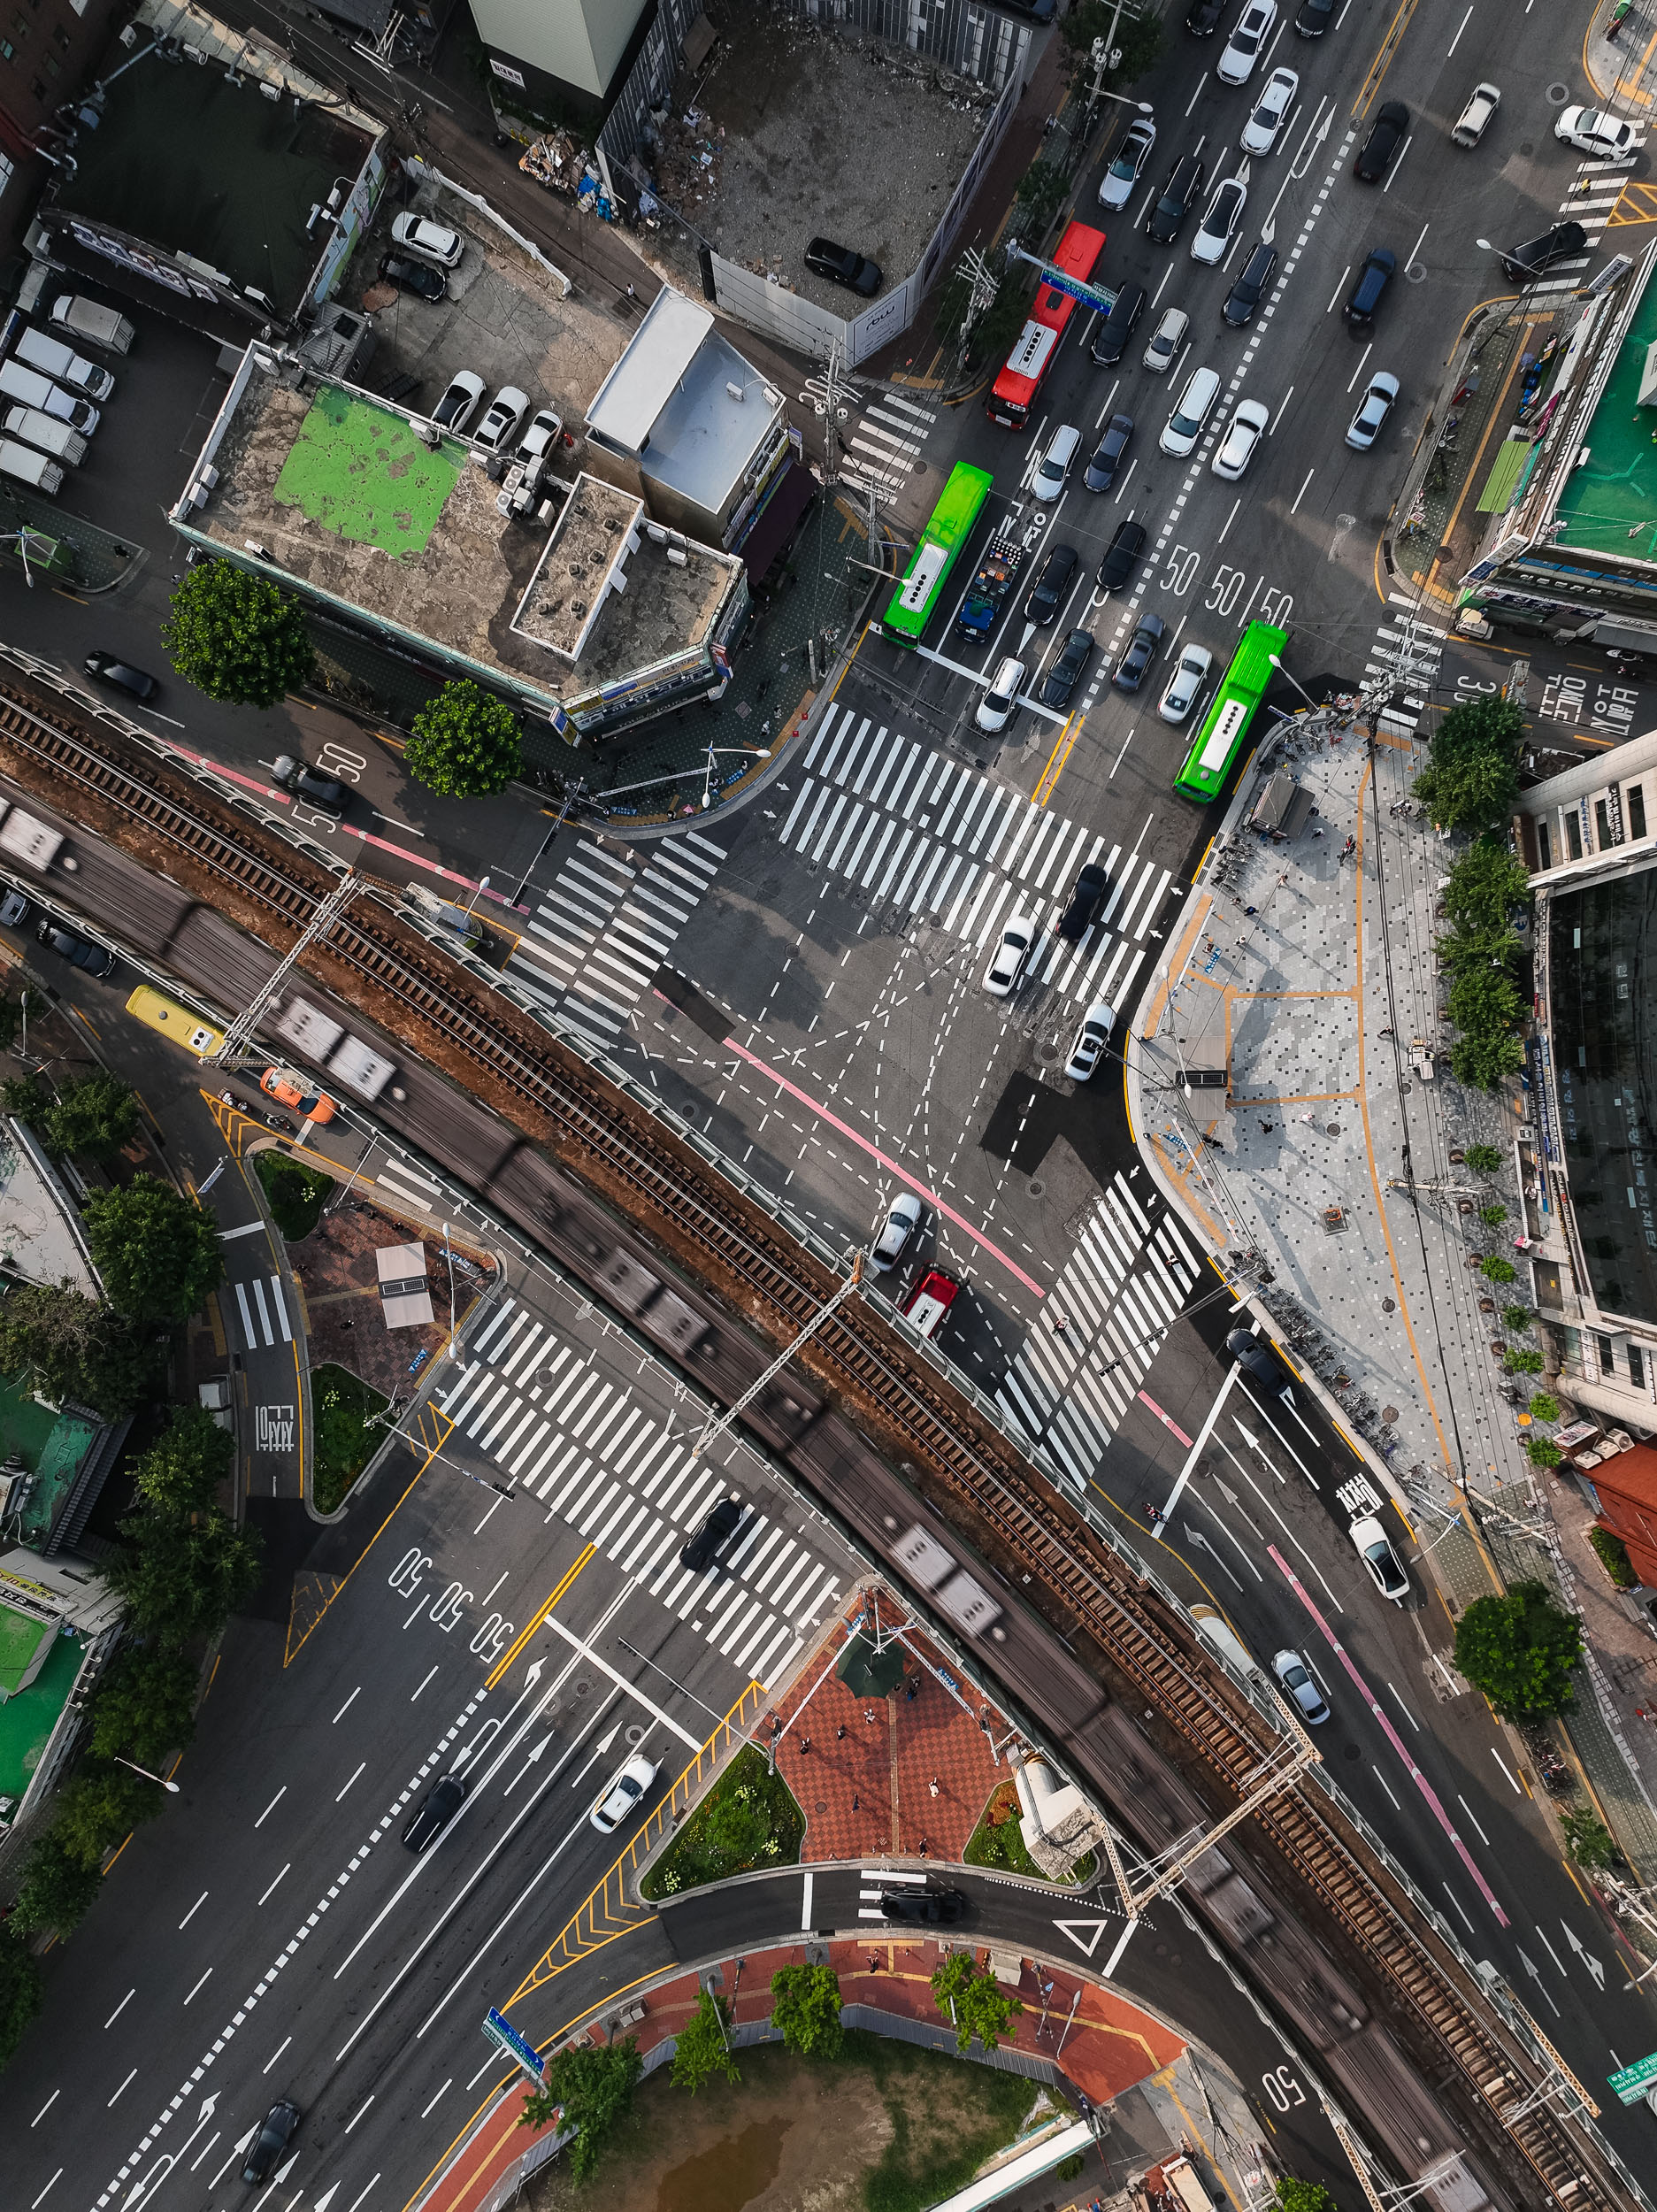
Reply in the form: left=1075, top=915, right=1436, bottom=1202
left=800, top=342, right=855, bottom=492
left=687, top=1251, right=864, bottom=1463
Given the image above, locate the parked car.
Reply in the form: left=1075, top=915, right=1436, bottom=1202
left=1114, top=613, right=1166, bottom=691
left=1555, top=105, right=1638, bottom=159
left=432, top=370, right=486, bottom=433
left=1024, top=542, right=1079, bottom=626
left=976, top=656, right=1027, bottom=732
left=391, top=211, right=464, bottom=268
left=1212, top=396, right=1270, bottom=480
left=590, top=1752, right=660, bottom=1832
left=1158, top=642, right=1213, bottom=723
left=1500, top=221, right=1588, bottom=282
left=1272, top=1649, right=1330, bottom=1724
left=260, top=1065, right=337, bottom=1125
left=1354, top=100, right=1409, bottom=182
left=1160, top=364, right=1221, bottom=456
left=1349, top=1513, right=1409, bottom=1603
left=804, top=235, right=882, bottom=295
left=1346, top=370, right=1400, bottom=449
left=0, top=888, right=32, bottom=929
left=271, top=754, right=348, bottom=816
left=1100, top=117, right=1158, bottom=209
left=84, top=650, right=158, bottom=701
left=1097, top=517, right=1147, bottom=591
left=1057, top=861, right=1110, bottom=940
left=1142, top=305, right=1189, bottom=373
left=36, top=918, right=115, bottom=978
left=1191, top=175, right=1247, bottom=265
left=1039, top=626, right=1094, bottom=710
left=1090, top=281, right=1147, bottom=367
left=1147, top=153, right=1208, bottom=243
left=1064, top=999, right=1116, bottom=1081
left=1293, top=0, right=1335, bottom=32
left=1223, top=240, right=1278, bottom=325
left=517, top=406, right=563, bottom=463
left=871, top=1190, right=924, bottom=1271
left=1451, top=81, right=1500, bottom=148
left=1185, top=0, right=1224, bottom=30
left=1343, top=248, right=1395, bottom=329
left=985, top=914, right=1037, bottom=997
left=472, top=385, right=529, bottom=455
left=242, top=2101, right=300, bottom=2185
left=378, top=252, right=445, bottom=302
left=880, top=1886, right=967, bottom=1924
left=1085, top=412, right=1134, bottom=492
left=1216, top=0, right=1277, bottom=85
left=403, top=1771, right=469, bottom=1851
left=1224, top=1325, right=1287, bottom=1393
left=1242, top=66, right=1299, bottom=155
left=679, top=1494, right=744, bottom=1571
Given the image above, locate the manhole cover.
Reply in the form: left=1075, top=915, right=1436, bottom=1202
left=816, top=1801, right=828, bottom=1813
left=1344, top=1743, right=1362, bottom=1761
left=1383, top=1407, right=1400, bottom=1425
left=1027, top=1177, right=1046, bottom=1198
left=1035, top=1039, right=1061, bottom=1063
left=1382, top=1296, right=1395, bottom=1312
left=1407, top=262, right=1427, bottom=283
left=574, top=1678, right=591, bottom=1697
left=1546, top=81, right=1569, bottom=104
left=1326, top=1123, right=1341, bottom=1136
left=1520, top=140, right=1534, bottom=156
left=625, top=1724, right=648, bottom=1746
left=1153, top=1941, right=1168, bottom=1956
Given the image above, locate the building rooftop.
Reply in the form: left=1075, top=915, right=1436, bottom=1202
left=0, top=1121, right=98, bottom=1297
left=1550, top=270, right=1657, bottom=558
left=585, top=289, right=715, bottom=449
left=511, top=476, right=643, bottom=663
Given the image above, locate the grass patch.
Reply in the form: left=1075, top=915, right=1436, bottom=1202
left=255, top=1150, right=334, bottom=1240
left=852, top=2030, right=1039, bottom=2212
left=963, top=1779, right=1094, bottom=1886
left=639, top=1742, right=802, bottom=1900
left=1590, top=1525, right=1636, bottom=1589
left=311, top=1363, right=388, bottom=1514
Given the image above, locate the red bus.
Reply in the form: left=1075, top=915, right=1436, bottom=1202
left=986, top=219, right=1108, bottom=430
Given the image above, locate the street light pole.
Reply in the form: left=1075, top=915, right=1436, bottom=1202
left=114, top=1755, right=180, bottom=1794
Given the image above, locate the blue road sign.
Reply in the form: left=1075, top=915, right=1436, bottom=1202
left=482, top=2006, right=545, bottom=2083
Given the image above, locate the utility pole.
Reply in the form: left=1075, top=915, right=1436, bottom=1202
left=687, top=1252, right=864, bottom=1463
left=800, top=343, right=855, bottom=491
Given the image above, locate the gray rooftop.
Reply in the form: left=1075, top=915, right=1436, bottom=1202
left=585, top=289, right=715, bottom=450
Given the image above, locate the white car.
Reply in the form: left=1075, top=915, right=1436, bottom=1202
left=871, top=1190, right=924, bottom=1272
left=589, top=1751, right=660, bottom=1833
left=1160, top=365, right=1220, bottom=457
left=391, top=211, right=465, bottom=269
left=1142, top=305, right=1188, bottom=374
left=1211, top=396, right=1270, bottom=480
left=1100, top=115, right=1157, bottom=210
left=1242, top=66, right=1298, bottom=156
left=1272, top=1648, right=1330, bottom=1725
left=1349, top=1514, right=1409, bottom=1603
left=1216, top=0, right=1277, bottom=86
left=517, top=406, right=564, bottom=464
left=1190, top=176, right=1247, bottom=265
left=976, top=656, right=1026, bottom=733
left=1064, top=1000, right=1116, bottom=1080
left=985, top=913, right=1037, bottom=997
left=431, top=370, right=485, bottom=434
left=1554, top=105, right=1638, bottom=159
left=1451, top=81, right=1500, bottom=149
left=1345, top=371, right=1400, bottom=450
left=1158, top=642, right=1213, bottom=723
left=472, top=386, right=529, bottom=456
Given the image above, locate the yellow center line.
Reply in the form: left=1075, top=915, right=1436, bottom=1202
left=1032, top=711, right=1080, bottom=806
left=1352, top=0, right=1422, bottom=119
left=487, top=1544, right=596, bottom=1689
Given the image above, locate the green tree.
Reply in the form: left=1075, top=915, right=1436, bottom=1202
left=0, top=1281, right=160, bottom=1417
left=1454, top=1580, right=1584, bottom=1720
left=930, top=1952, right=1023, bottom=2054
left=1013, top=157, right=1069, bottom=234
left=0, top=1919, right=42, bottom=2068
left=1445, top=960, right=1525, bottom=1089
left=1561, top=1807, right=1615, bottom=1870
left=0, top=1072, right=47, bottom=1118
left=1276, top=2185, right=1339, bottom=2212
left=406, top=680, right=523, bottom=799
left=1413, top=695, right=1525, bottom=834
left=1528, top=1392, right=1561, bottom=1424
left=1465, top=1143, right=1505, bottom=1173
left=161, top=561, right=314, bottom=709
left=770, top=1962, right=843, bottom=2061
left=1504, top=1348, right=1545, bottom=1375
left=104, top=1506, right=263, bottom=1650
left=699, top=1784, right=770, bottom=1872
left=11, top=1832, right=104, bottom=1935
left=42, top=1071, right=140, bottom=1164
left=1442, top=840, right=1531, bottom=937
left=519, top=2037, right=641, bottom=2180
left=671, top=1988, right=740, bottom=2093
left=1502, top=1305, right=1534, bottom=1333
left=88, top=1643, right=199, bottom=1769
left=52, top=1763, right=162, bottom=1868
left=1060, top=2, right=1163, bottom=88
left=132, top=1403, right=235, bottom=1517
left=1478, top=1203, right=1507, bottom=1227
left=1526, top=1437, right=1563, bottom=1470
left=1481, top=1255, right=1517, bottom=1285
left=82, top=1174, right=224, bottom=1325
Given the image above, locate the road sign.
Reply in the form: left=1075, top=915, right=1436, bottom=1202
left=1007, top=245, right=1117, bottom=318
left=482, top=2006, right=546, bottom=2085
left=1608, top=2049, right=1657, bottom=2104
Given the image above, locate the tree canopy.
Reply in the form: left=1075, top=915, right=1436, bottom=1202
left=1453, top=1580, right=1584, bottom=1720
left=770, top=1962, right=844, bottom=2061
left=11, top=1831, right=104, bottom=1936
left=405, top=680, right=523, bottom=799
left=41, top=1071, right=140, bottom=1164
left=52, top=1763, right=162, bottom=1869
left=930, top=1953, right=1023, bottom=2054
left=1413, top=695, right=1525, bottom=835
left=88, top=1642, right=200, bottom=1769
left=82, top=1174, right=225, bottom=1325
left=1060, top=2, right=1163, bottom=88
left=161, top=561, right=315, bottom=709
left=104, top=1504, right=263, bottom=1652
left=0, top=1921, right=42, bottom=2069
left=670, top=1989, right=740, bottom=2093
left=132, top=1403, right=235, bottom=1517
left=1276, top=2184, right=1339, bottom=2212
left=0, top=1280, right=160, bottom=1417
left=519, top=2038, right=641, bottom=2179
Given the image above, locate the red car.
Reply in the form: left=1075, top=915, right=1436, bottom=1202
left=901, top=1269, right=961, bottom=1341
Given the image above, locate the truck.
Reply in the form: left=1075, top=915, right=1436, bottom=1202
left=0, top=438, right=62, bottom=496
left=0, top=357, right=98, bottom=435
left=14, top=324, right=113, bottom=403
left=955, top=536, right=1024, bottom=639
left=1189, top=1603, right=1262, bottom=1682
left=50, top=294, right=134, bottom=356
left=2, top=405, right=86, bottom=467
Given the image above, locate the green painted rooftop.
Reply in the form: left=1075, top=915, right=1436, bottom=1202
left=0, top=1617, right=84, bottom=1805
left=1553, top=273, right=1657, bottom=557
left=272, top=388, right=464, bottom=559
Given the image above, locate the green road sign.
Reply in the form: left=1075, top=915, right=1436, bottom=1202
left=1607, top=2048, right=1657, bottom=2104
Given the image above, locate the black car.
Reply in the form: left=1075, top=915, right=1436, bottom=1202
left=1057, top=861, right=1110, bottom=940
left=679, top=1494, right=743, bottom=1572
left=379, top=251, right=447, bottom=302
left=1222, top=242, right=1278, bottom=328
left=1097, top=518, right=1147, bottom=593
left=880, top=1886, right=968, bottom=1924
left=1039, top=627, right=1094, bottom=710
left=84, top=650, right=158, bottom=702
left=1090, top=280, right=1146, bottom=367
left=1224, top=1325, right=1288, bottom=1394
left=403, top=1771, right=470, bottom=1852
left=1354, top=100, right=1408, bottom=182
left=1294, top=0, right=1335, bottom=30
left=1501, top=220, right=1588, bottom=283
left=1147, top=153, right=1207, bottom=244
left=1343, top=248, right=1395, bottom=329
left=1024, top=543, right=1079, bottom=626
left=271, top=753, right=348, bottom=816
left=0, top=888, right=31, bottom=929
left=804, top=235, right=882, bottom=296
left=1185, top=0, right=1225, bottom=30
left=1113, top=613, right=1165, bottom=692
left=36, top=918, right=116, bottom=978
left=1085, top=412, right=1134, bottom=493
left=242, top=2100, right=300, bottom=2185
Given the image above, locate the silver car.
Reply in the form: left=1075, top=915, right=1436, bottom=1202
left=1142, top=306, right=1189, bottom=374
left=1158, top=643, right=1212, bottom=724
left=590, top=1752, right=659, bottom=1833
left=1216, top=0, right=1277, bottom=85
left=1190, top=176, right=1246, bottom=265
left=1064, top=1000, right=1116, bottom=1080
left=1242, top=66, right=1299, bottom=156
left=985, top=914, right=1036, bottom=997
left=1099, top=116, right=1157, bottom=210
left=1272, top=1648, right=1330, bottom=1724
left=1346, top=371, right=1399, bottom=450
left=1349, top=1514, right=1409, bottom=1603
left=871, top=1190, right=924, bottom=1271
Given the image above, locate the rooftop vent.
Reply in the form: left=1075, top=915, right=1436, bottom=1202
left=725, top=381, right=744, bottom=402
left=666, top=546, right=688, bottom=567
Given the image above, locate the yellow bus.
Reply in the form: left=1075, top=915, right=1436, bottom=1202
left=125, top=983, right=226, bottom=1059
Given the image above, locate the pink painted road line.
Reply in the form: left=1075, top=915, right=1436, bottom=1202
left=716, top=1030, right=1046, bottom=1299
left=1137, top=1390, right=1193, bottom=1449
left=1268, top=1544, right=1509, bottom=1928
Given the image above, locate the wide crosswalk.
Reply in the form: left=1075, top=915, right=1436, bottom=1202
left=838, top=389, right=938, bottom=509
left=505, top=830, right=725, bottom=1050
left=1538, top=132, right=1646, bottom=296
left=441, top=1298, right=841, bottom=1686
left=779, top=703, right=1170, bottom=1017
left=997, top=1173, right=1202, bottom=1485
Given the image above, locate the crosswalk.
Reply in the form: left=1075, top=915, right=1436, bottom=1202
left=858, top=1865, right=926, bottom=1917
left=777, top=702, right=1172, bottom=1016
left=441, top=1297, right=842, bottom=1686
left=1540, top=134, right=1646, bottom=296
left=1367, top=594, right=1446, bottom=741
left=505, top=830, right=725, bottom=1051
left=997, top=1172, right=1202, bottom=1485
left=374, top=1152, right=442, bottom=1215
left=231, top=1271, right=292, bottom=1352
left=838, top=388, right=938, bottom=509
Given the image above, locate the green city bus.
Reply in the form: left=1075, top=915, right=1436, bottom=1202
left=1173, top=619, right=1289, bottom=803
left=881, top=462, right=993, bottom=646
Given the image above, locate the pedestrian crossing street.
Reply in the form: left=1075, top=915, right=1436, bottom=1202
left=1539, top=134, right=1647, bottom=297
left=779, top=702, right=1172, bottom=1016
left=504, top=829, right=725, bottom=1052
left=838, top=388, right=937, bottom=510
left=997, top=1172, right=1202, bottom=1485
left=1367, top=594, right=1446, bottom=740
left=441, top=1297, right=842, bottom=1686
left=230, top=1271, right=293, bottom=1353
left=373, top=1152, right=443, bottom=1215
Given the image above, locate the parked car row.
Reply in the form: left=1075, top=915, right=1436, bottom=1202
left=0, top=294, right=131, bottom=496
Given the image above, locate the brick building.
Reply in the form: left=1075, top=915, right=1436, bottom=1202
left=0, top=0, right=120, bottom=259
left=1581, top=1441, right=1657, bottom=1589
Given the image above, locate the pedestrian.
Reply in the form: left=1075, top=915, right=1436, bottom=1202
left=1049, top=1310, right=1070, bottom=1338
left=799, top=1734, right=810, bottom=1755
left=1378, top=1025, right=1394, bottom=1040
left=918, top=1835, right=929, bottom=1856
left=869, top=1954, right=881, bottom=1972
left=1259, top=1119, right=1274, bottom=1133
left=865, top=1706, right=877, bottom=1724
left=1298, top=1111, right=1315, bottom=1125
left=1312, top=824, right=1326, bottom=838
left=904, top=1680, right=917, bottom=1702
left=1244, top=904, right=1257, bottom=916
left=929, top=1778, right=940, bottom=1798
left=1278, top=872, right=1290, bottom=886
left=852, top=1793, right=860, bottom=1810
left=626, top=282, right=636, bottom=299
left=837, top=1723, right=847, bottom=1740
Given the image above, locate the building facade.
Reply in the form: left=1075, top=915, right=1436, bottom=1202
left=0, top=0, right=121, bottom=260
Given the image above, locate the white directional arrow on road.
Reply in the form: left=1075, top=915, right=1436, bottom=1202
left=1184, top=1525, right=1243, bottom=1590
left=1515, top=1948, right=1561, bottom=2017
left=506, top=1735, right=552, bottom=1795
left=123, top=2093, right=221, bottom=2210
left=311, top=2188, right=340, bottom=2212
left=1213, top=1477, right=1265, bottom=1539
left=596, top=1723, right=620, bottom=1755
left=1561, top=1923, right=1606, bottom=1991
left=1232, top=1418, right=1282, bottom=1476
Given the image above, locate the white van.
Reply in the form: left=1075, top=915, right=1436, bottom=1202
left=50, top=295, right=134, bottom=355
left=14, top=326, right=114, bottom=402
left=0, top=357, right=98, bottom=435
left=3, top=406, right=87, bottom=466
left=1031, top=422, right=1080, bottom=500
left=0, top=439, right=62, bottom=495
left=1160, top=365, right=1220, bottom=457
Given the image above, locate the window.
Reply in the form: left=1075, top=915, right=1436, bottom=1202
left=1565, top=810, right=1583, bottom=862
left=1631, top=784, right=1648, bottom=841
left=1630, top=1343, right=1645, bottom=1391
left=1598, top=1333, right=1616, bottom=1377
left=51, top=23, right=69, bottom=44
left=1595, top=798, right=1612, bottom=851
left=0, top=38, right=13, bottom=56
left=10, top=12, right=27, bottom=33
left=41, top=48, right=55, bottom=72
left=1538, top=818, right=1552, bottom=870
left=0, top=150, right=12, bottom=196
